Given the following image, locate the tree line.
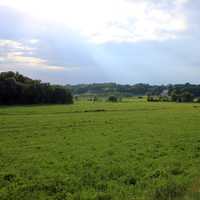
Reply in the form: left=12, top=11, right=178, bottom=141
left=1, top=71, right=199, bottom=105
left=0, top=71, right=73, bottom=105
left=66, top=83, right=166, bottom=97
left=67, top=82, right=200, bottom=101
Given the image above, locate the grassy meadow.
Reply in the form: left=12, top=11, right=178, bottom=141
left=1, top=99, right=200, bottom=200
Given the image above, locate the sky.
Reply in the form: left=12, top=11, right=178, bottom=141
left=0, top=0, right=200, bottom=85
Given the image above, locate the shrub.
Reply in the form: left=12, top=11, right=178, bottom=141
left=107, top=96, right=118, bottom=102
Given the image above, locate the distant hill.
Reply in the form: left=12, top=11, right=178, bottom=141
left=66, top=83, right=168, bottom=97
left=66, top=83, right=200, bottom=102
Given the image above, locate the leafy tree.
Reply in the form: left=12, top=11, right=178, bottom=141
left=0, top=71, right=73, bottom=105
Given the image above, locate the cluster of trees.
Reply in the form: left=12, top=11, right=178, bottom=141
left=169, top=83, right=200, bottom=96
left=0, top=71, right=73, bottom=105
left=147, top=83, right=200, bottom=103
left=170, top=91, right=193, bottom=102
left=168, top=83, right=200, bottom=102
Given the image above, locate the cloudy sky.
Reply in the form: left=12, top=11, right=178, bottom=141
left=0, top=0, right=199, bottom=84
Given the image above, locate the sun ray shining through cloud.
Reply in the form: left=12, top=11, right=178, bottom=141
left=1, top=0, right=200, bottom=84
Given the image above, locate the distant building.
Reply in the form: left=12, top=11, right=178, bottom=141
left=160, top=89, right=169, bottom=97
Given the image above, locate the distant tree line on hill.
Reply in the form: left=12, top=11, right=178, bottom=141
left=0, top=71, right=73, bottom=105
left=67, top=83, right=200, bottom=103
left=66, top=83, right=200, bottom=101
left=66, top=83, right=166, bottom=97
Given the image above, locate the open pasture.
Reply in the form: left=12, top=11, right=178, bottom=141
left=1, top=100, right=200, bottom=200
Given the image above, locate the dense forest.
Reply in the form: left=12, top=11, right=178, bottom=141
left=0, top=71, right=73, bottom=105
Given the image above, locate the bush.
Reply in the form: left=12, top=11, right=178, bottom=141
left=107, top=96, right=118, bottom=102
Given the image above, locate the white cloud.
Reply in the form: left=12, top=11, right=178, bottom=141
left=0, top=39, right=73, bottom=71
left=0, top=39, right=35, bottom=51
left=6, top=53, right=66, bottom=71
left=0, top=0, right=189, bottom=43
left=175, top=0, right=189, bottom=5
left=0, top=57, right=5, bottom=62
left=80, top=0, right=188, bottom=43
left=0, top=64, right=66, bottom=72
left=29, top=39, right=39, bottom=44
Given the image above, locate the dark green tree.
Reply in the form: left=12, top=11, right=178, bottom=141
left=0, top=71, right=73, bottom=105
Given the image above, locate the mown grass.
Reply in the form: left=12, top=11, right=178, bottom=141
left=0, top=100, right=200, bottom=199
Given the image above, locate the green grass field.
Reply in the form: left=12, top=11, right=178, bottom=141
left=1, top=100, right=200, bottom=200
